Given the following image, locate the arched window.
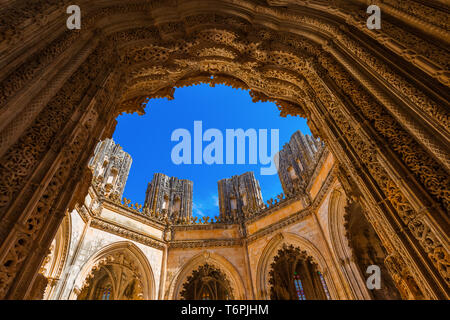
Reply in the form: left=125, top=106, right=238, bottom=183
left=318, top=271, right=331, bottom=300
left=242, top=193, right=247, bottom=207
left=106, top=168, right=118, bottom=185
left=101, top=285, right=112, bottom=300
left=180, top=264, right=233, bottom=300
left=269, top=245, right=331, bottom=300
left=293, top=272, right=306, bottom=300
left=162, top=195, right=169, bottom=210
left=173, top=197, right=181, bottom=214
left=76, top=249, right=147, bottom=301
left=230, top=197, right=237, bottom=210
left=287, top=166, right=298, bottom=179
left=97, top=160, right=108, bottom=177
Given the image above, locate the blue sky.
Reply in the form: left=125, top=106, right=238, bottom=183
left=112, top=84, right=311, bottom=218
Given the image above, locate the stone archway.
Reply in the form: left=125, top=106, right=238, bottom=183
left=327, top=188, right=371, bottom=300
left=343, top=198, right=403, bottom=300
left=0, top=0, right=448, bottom=299
left=328, top=187, right=403, bottom=300
left=26, top=213, right=71, bottom=300
left=256, top=232, right=339, bottom=300
left=268, top=244, right=331, bottom=300
left=169, top=251, right=247, bottom=300
left=179, top=263, right=234, bottom=300
left=68, top=242, right=156, bottom=300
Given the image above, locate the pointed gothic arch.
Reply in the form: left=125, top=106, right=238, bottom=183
left=28, top=212, right=72, bottom=300
left=327, top=188, right=371, bottom=300
left=168, top=251, right=247, bottom=300
left=0, top=0, right=448, bottom=299
left=256, top=232, right=338, bottom=300
left=68, top=241, right=156, bottom=300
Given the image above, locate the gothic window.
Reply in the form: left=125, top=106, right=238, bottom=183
left=180, top=264, right=233, bottom=300
left=288, top=166, right=298, bottom=180
left=230, top=197, right=237, bottom=210
left=293, top=272, right=306, bottom=300
left=269, top=244, right=331, bottom=300
left=79, top=270, right=115, bottom=301
left=107, top=168, right=118, bottom=185
left=296, top=159, right=303, bottom=172
left=97, top=160, right=108, bottom=177
left=242, top=193, right=247, bottom=206
left=102, top=285, right=112, bottom=300
left=318, top=271, right=331, bottom=300
left=173, top=197, right=181, bottom=214
left=77, top=260, right=144, bottom=300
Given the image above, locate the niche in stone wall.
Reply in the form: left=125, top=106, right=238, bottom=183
left=180, top=263, right=234, bottom=300
left=345, top=201, right=402, bottom=300
left=268, top=244, right=331, bottom=300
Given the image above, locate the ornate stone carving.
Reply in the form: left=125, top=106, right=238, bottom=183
left=0, top=0, right=448, bottom=300
left=218, top=172, right=265, bottom=220
left=89, top=138, right=132, bottom=200
left=277, top=130, right=323, bottom=196
left=144, top=173, right=193, bottom=221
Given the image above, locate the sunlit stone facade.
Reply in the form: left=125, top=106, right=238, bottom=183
left=88, top=139, right=132, bottom=201
left=277, top=130, right=324, bottom=196
left=37, top=135, right=400, bottom=300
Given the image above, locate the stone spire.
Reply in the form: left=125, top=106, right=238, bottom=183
left=217, top=171, right=265, bottom=220
left=88, top=138, right=132, bottom=200
left=144, top=173, right=193, bottom=220
left=276, top=130, right=323, bottom=195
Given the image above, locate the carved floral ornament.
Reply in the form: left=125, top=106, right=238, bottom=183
left=0, top=0, right=448, bottom=299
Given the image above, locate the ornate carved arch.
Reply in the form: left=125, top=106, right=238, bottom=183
left=40, top=213, right=71, bottom=299
left=27, top=212, right=72, bottom=300
left=256, top=232, right=338, bottom=300
left=68, top=241, right=156, bottom=300
left=327, top=188, right=371, bottom=300
left=168, top=251, right=247, bottom=300
left=0, top=0, right=448, bottom=299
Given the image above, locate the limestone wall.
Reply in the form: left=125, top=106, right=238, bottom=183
left=44, top=148, right=364, bottom=300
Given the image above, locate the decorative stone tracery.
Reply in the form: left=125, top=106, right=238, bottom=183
left=180, top=263, right=234, bottom=300
left=69, top=242, right=156, bottom=300
left=169, top=251, right=247, bottom=300
left=268, top=244, right=330, bottom=300
left=256, top=232, right=337, bottom=300
left=0, top=0, right=448, bottom=300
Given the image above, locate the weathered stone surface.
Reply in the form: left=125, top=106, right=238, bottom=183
left=277, top=130, right=323, bottom=196
left=218, top=172, right=265, bottom=220
left=88, top=138, right=132, bottom=201
left=0, top=0, right=448, bottom=300
left=145, top=173, right=193, bottom=220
